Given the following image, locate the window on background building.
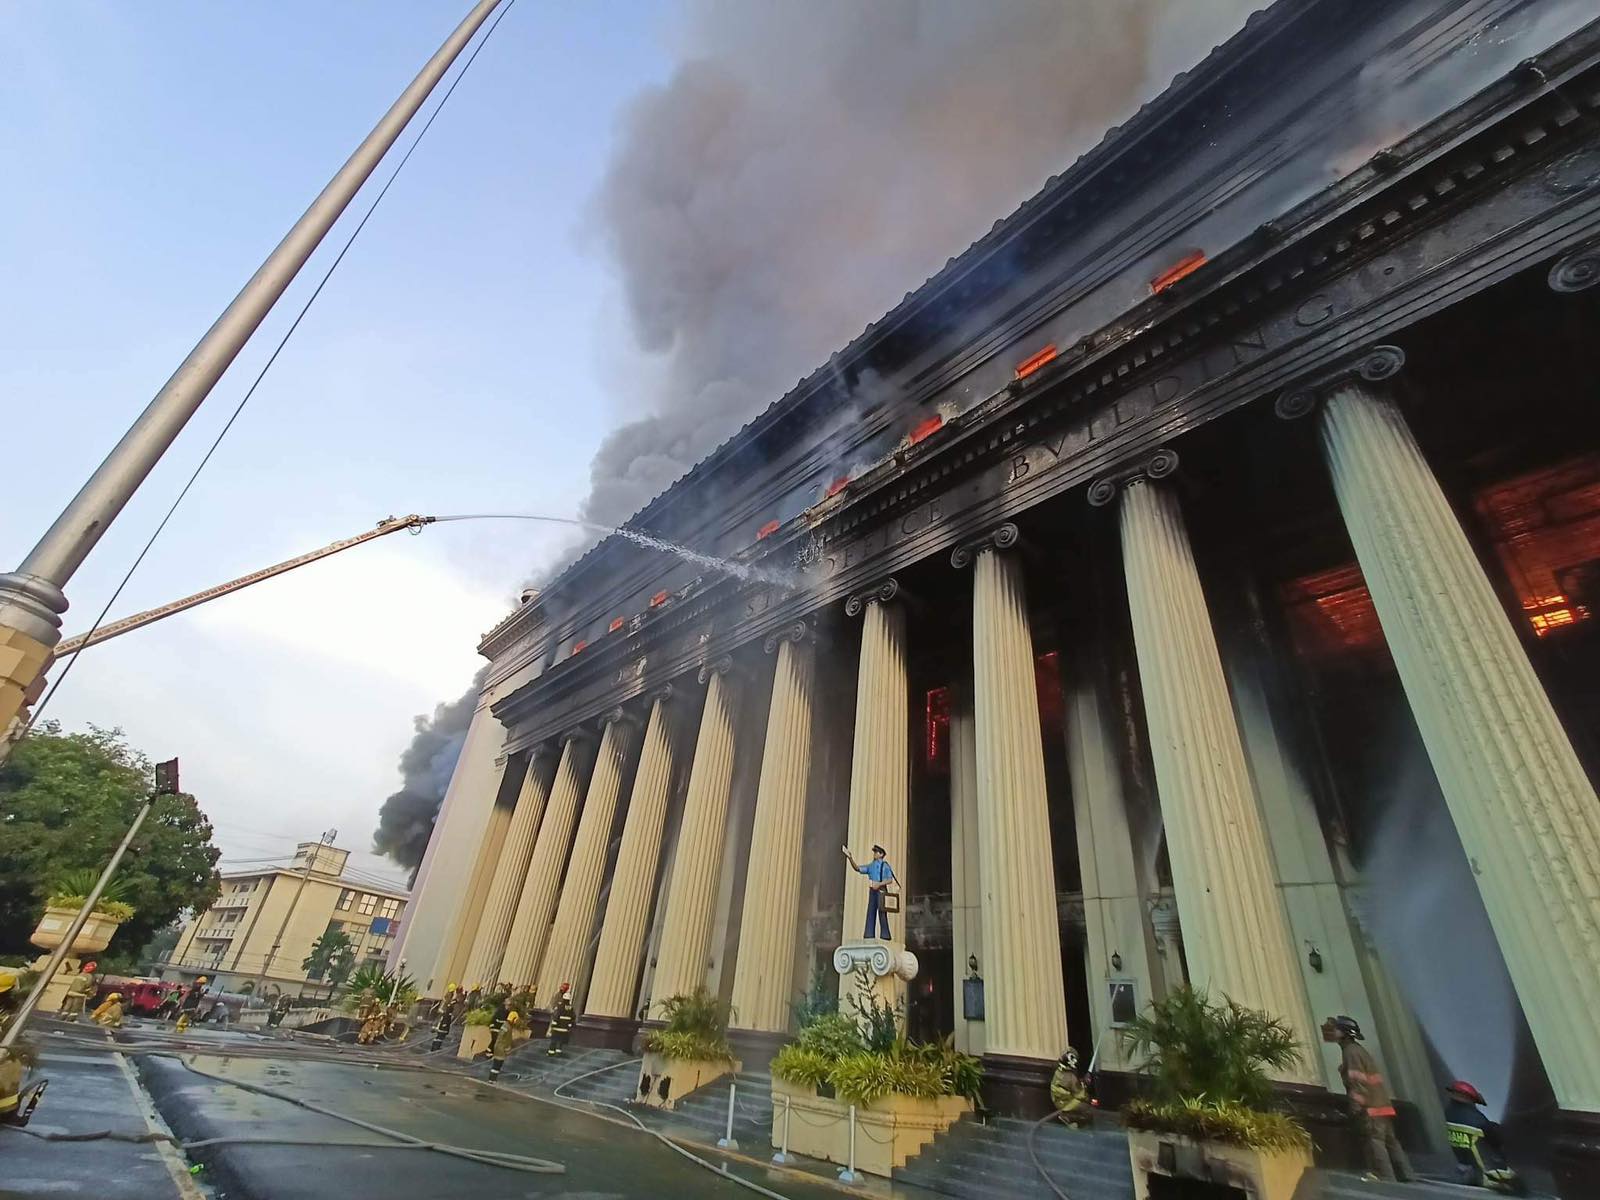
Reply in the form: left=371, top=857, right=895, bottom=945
left=378, top=898, right=400, bottom=920
left=336, top=889, right=354, bottom=911
left=357, top=893, right=377, bottom=915
left=1474, top=455, right=1600, bottom=637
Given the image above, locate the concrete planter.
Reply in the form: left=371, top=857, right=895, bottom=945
left=1127, top=1127, right=1312, bottom=1200
left=636, top=1051, right=739, bottom=1111
left=457, top=1025, right=493, bottom=1060
left=31, top=906, right=122, bottom=956
left=769, top=1076, right=971, bottom=1177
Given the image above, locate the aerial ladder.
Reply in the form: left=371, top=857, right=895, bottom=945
left=51, top=514, right=437, bottom=656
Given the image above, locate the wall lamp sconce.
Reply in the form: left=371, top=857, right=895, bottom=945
left=1306, top=942, right=1324, bottom=974
left=1110, top=951, right=1123, bottom=972
left=966, top=954, right=980, bottom=978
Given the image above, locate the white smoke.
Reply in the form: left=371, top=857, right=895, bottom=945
left=580, top=0, right=1263, bottom=528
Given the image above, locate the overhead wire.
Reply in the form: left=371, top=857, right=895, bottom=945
left=19, top=0, right=519, bottom=739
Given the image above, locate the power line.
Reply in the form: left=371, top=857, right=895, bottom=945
left=20, top=0, right=520, bottom=737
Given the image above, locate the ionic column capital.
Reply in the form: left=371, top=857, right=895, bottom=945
left=844, top=577, right=902, bottom=617
left=647, top=683, right=675, bottom=708
left=1086, top=447, right=1180, bottom=508
left=762, top=620, right=820, bottom=655
left=1274, top=343, right=1406, bottom=420
left=1548, top=239, right=1600, bottom=293
left=529, top=741, right=560, bottom=764
left=600, top=705, right=639, bottom=732
left=697, top=655, right=735, bottom=685
left=559, top=725, right=594, bottom=748
left=949, top=521, right=1020, bottom=569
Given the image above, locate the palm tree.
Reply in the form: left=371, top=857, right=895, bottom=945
left=301, top=930, right=356, bottom=990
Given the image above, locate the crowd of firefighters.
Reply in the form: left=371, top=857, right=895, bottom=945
left=426, top=980, right=576, bottom=1079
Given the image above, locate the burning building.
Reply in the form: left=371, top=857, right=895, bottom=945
left=394, top=2, right=1600, bottom=1192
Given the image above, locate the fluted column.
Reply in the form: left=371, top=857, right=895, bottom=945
left=497, top=730, right=594, bottom=987
left=956, top=527, right=1068, bottom=1065
left=648, top=660, right=740, bottom=1009
left=536, top=711, right=637, bottom=1008
left=839, top=580, right=909, bottom=955
left=949, top=685, right=986, bottom=1056
left=461, top=749, right=557, bottom=986
left=1109, top=461, right=1317, bottom=1080
left=730, top=624, right=817, bottom=1034
left=1307, top=374, right=1600, bottom=1114
left=585, top=689, right=678, bottom=1022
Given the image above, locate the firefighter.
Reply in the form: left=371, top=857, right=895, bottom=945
left=91, top=991, right=125, bottom=1029
left=545, top=983, right=574, bottom=1056
left=1323, top=1015, right=1413, bottom=1183
left=431, top=984, right=459, bottom=1051
left=174, top=975, right=208, bottom=1023
left=175, top=1011, right=192, bottom=1033
left=1050, top=1047, right=1091, bottom=1127
left=57, top=962, right=97, bottom=1022
left=489, top=1011, right=519, bottom=1080
left=1443, top=1080, right=1523, bottom=1192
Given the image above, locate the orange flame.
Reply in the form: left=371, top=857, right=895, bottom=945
left=1150, top=250, right=1207, bottom=294
left=909, top=414, right=943, bottom=445
left=757, top=519, right=781, bottom=540
left=1014, top=344, right=1058, bottom=380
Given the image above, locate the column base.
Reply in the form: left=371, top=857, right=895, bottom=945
left=1553, top=1108, right=1600, bottom=1200
left=1273, top=1081, right=1360, bottom=1171
left=980, top=1052, right=1056, bottom=1119
left=728, top=1027, right=787, bottom=1071
left=572, top=1014, right=640, bottom=1051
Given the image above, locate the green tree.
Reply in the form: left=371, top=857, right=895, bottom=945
left=302, top=929, right=356, bottom=986
left=0, top=723, right=221, bottom=956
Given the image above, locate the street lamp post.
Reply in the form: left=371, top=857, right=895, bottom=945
left=0, top=0, right=507, bottom=747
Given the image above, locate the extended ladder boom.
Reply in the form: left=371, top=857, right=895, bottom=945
left=53, top=515, right=436, bottom=657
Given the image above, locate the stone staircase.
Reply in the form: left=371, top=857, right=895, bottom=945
left=895, top=1116, right=1135, bottom=1200
left=653, top=1069, right=775, bottom=1146
left=1303, top=1169, right=1552, bottom=1200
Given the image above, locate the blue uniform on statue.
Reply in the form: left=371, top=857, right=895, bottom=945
left=844, top=844, right=898, bottom=939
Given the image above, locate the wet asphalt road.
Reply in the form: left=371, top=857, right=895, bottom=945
left=138, top=1052, right=847, bottom=1200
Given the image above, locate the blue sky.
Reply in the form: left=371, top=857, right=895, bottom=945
left=3, top=2, right=675, bottom=881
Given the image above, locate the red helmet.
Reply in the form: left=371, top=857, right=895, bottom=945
left=1446, top=1080, right=1487, bottom=1105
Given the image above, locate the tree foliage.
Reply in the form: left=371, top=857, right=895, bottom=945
left=0, top=723, right=221, bottom=957
left=302, top=929, right=356, bottom=986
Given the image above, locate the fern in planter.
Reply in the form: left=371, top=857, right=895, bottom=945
left=645, top=988, right=735, bottom=1064
left=46, top=869, right=135, bottom=922
left=463, top=1007, right=495, bottom=1027
left=1117, top=985, right=1310, bottom=1152
left=771, top=998, right=981, bottom=1106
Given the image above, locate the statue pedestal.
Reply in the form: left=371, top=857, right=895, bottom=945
left=833, top=939, right=918, bottom=1024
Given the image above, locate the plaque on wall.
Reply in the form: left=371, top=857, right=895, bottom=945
left=962, top=977, right=985, bottom=1022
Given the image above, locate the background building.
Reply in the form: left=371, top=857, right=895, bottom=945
left=394, top=2, right=1600, bottom=1195
left=165, top=841, right=407, bottom=998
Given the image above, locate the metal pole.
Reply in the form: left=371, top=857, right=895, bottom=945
left=0, top=0, right=506, bottom=654
left=253, top=829, right=335, bottom=994
left=388, top=957, right=408, bottom=1006
left=0, top=795, right=157, bottom=1049
left=717, top=1081, right=739, bottom=1150
left=838, top=1104, right=860, bottom=1183
left=771, top=1093, right=792, bottom=1165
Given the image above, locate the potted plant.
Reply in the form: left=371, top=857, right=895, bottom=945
left=768, top=968, right=981, bottom=1176
left=637, top=988, right=739, bottom=1110
left=1119, top=986, right=1312, bottom=1200
left=31, top=870, right=136, bottom=958
left=456, top=1006, right=496, bottom=1060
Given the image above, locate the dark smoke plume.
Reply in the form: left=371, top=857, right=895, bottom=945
left=374, top=671, right=484, bottom=875
left=581, top=0, right=1262, bottom=527
left=380, top=1, right=1260, bottom=867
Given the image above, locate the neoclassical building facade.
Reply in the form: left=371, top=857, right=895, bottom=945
left=394, top=2, right=1600, bottom=1193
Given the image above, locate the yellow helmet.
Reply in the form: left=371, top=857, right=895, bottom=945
left=108, top=992, right=122, bottom=1001
left=0, top=976, right=15, bottom=995
left=196, top=976, right=209, bottom=984
left=507, top=1011, right=520, bottom=1024
left=448, top=982, right=458, bottom=990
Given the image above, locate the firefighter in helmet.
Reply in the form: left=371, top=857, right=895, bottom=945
left=545, top=984, right=574, bottom=1056
left=91, top=992, right=125, bottom=1029
left=1051, top=1047, right=1091, bottom=1127
left=489, top=1011, right=519, bottom=1080
left=58, top=962, right=97, bottom=1021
